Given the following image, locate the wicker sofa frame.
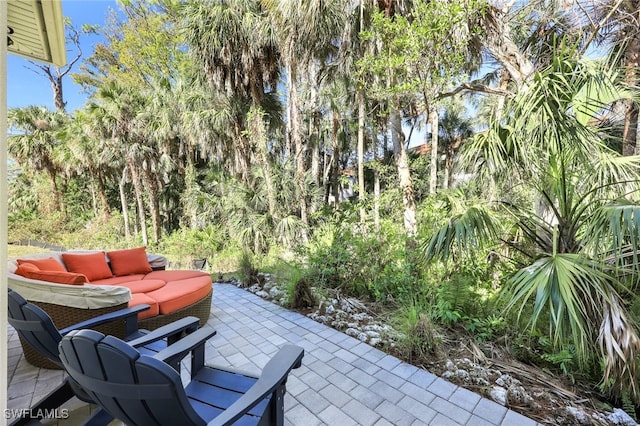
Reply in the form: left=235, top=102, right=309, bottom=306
left=8, top=251, right=213, bottom=369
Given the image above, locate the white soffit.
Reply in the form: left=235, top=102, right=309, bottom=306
left=7, top=0, right=66, bottom=67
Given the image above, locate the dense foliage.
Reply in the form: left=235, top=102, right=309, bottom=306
left=8, top=0, right=640, bottom=413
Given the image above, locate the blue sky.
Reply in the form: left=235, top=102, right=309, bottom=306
left=7, top=0, right=117, bottom=112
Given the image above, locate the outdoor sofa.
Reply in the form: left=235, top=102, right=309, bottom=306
left=8, top=247, right=212, bottom=368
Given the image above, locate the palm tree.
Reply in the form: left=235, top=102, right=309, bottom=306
left=61, top=109, right=114, bottom=220
left=262, top=0, right=346, bottom=234
left=181, top=0, right=282, bottom=216
left=424, top=52, right=640, bottom=403
left=438, top=99, right=474, bottom=189
left=591, top=0, right=640, bottom=155
left=8, top=106, right=66, bottom=213
left=88, top=82, right=152, bottom=245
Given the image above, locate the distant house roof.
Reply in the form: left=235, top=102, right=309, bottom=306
left=411, top=144, right=431, bottom=155
left=7, top=0, right=66, bottom=66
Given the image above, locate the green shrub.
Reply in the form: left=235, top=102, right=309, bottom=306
left=157, top=225, right=227, bottom=269
left=392, top=302, right=440, bottom=362
left=300, top=220, right=422, bottom=302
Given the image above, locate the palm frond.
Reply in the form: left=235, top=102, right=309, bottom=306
left=506, top=253, right=618, bottom=365
left=598, top=296, right=640, bottom=403
left=587, top=202, right=640, bottom=278
left=422, top=205, right=501, bottom=263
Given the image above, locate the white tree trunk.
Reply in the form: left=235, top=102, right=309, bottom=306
left=391, top=111, right=417, bottom=236
left=429, top=105, right=439, bottom=195
left=357, top=89, right=366, bottom=227
left=119, top=167, right=130, bottom=240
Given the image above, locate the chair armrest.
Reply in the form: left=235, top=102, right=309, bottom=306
left=58, top=305, right=150, bottom=336
left=154, top=326, right=217, bottom=370
left=207, top=345, right=304, bottom=426
left=127, top=316, right=200, bottom=348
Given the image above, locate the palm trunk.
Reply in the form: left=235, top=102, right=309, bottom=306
left=309, top=62, right=321, bottom=191
left=127, top=158, right=148, bottom=246
left=621, top=100, right=638, bottom=156
left=481, top=6, right=534, bottom=87
left=488, top=71, right=511, bottom=201
left=46, top=167, right=62, bottom=214
left=622, top=32, right=640, bottom=155
left=184, top=157, right=199, bottom=229
left=391, top=111, right=417, bottom=236
left=142, top=164, right=161, bottom=244
left=119, top=167, right=130, bottom=239
left=95, top=169, right=110, bottom=220
left=331, top=110, right=341, bottom=208
left=89, top=178, right=98, bottom=218
left=443, top=143, right=455, bottom=190
left=251, top=106, right=277, bottom=218
left=233, top=120, right=251, bottom=183
left=287, top=59, right=309, bottom=237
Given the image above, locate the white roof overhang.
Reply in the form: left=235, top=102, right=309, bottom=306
left=7, top=0, right=67, bottom=67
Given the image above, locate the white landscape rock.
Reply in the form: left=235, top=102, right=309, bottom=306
left=490, top=386, right=508, bottom=406
left=235, top=272, right=638, bottom=426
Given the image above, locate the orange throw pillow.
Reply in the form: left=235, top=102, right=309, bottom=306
left=15, top=263, right=87, bottom=285
left=14, top=263, right=40, bottom=275
left=61, top=252, right=113, bottom=282
left=107, top=247, right=152, bottom=276
left=29, top=271, right=87, bottom=285
left=17, top=257, right=66, bottom=272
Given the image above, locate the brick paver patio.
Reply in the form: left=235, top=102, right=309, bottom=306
left=7, top=283, right=542, bottom=425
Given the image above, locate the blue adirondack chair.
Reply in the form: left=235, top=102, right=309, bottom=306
left=58, top=327, right=304, bottom=426
left=8, top=288, right=200, bottom=426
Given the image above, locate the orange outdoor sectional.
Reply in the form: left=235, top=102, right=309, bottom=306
left=8, top=247, right=213, bottom=332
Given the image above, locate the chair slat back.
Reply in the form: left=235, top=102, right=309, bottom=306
left=8, top=289, right=63, bottom=366
left=59, top=330, right=205, bottom=426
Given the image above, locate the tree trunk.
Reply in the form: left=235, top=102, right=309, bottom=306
left=357, top=89, right=366, bottom=226
left=95, top=169, right=110, bottom=220
left=443, top=150, right=451, bottom=190
left=233, top=119, right=251, bottom=184
left=287, top=59, right=309, bottom=237
left=309, top=62, right=321, bottom=190
left=481, top=6, right=535, bottom=86
left=251, top=106, right=278, bottom=218
left=322, top=137, right=331, bottom=204
left=119, top=167, right=131, bottom=239
left=52, top=75, right=65, bottom=112
left=89, top=177, right=98, bottom=218
left=127, top=158, right=148, bottom=246
left=331, top=110, right=341, bottom=208
left=391, top=111, right=417, bottom=236
left=141, top=162, right=161, bottom=244
left=622, top=31, right=640, bottom=155
left=429, top=105, right=439, bottom=195
left=373, top=118, right=382, bottom=232
left=47, top=167, right=62, bottom=214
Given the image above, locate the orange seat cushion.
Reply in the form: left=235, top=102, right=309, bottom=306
left=115, top=279, right=166, bottom=294
left=143, top=270, right=210, bottom=282
left=15, top=263, right=87, bottom=285
left=107, top=247, right=152, bottom=276
left=17, top=257, right=66, bottom=272
left=91, top=274, right=147, bottom=286
left=145, top=276, right=212, bottom=315
left=62, top=252, right=113, bottom=282
left=128, top=292, right=159, bottom=320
